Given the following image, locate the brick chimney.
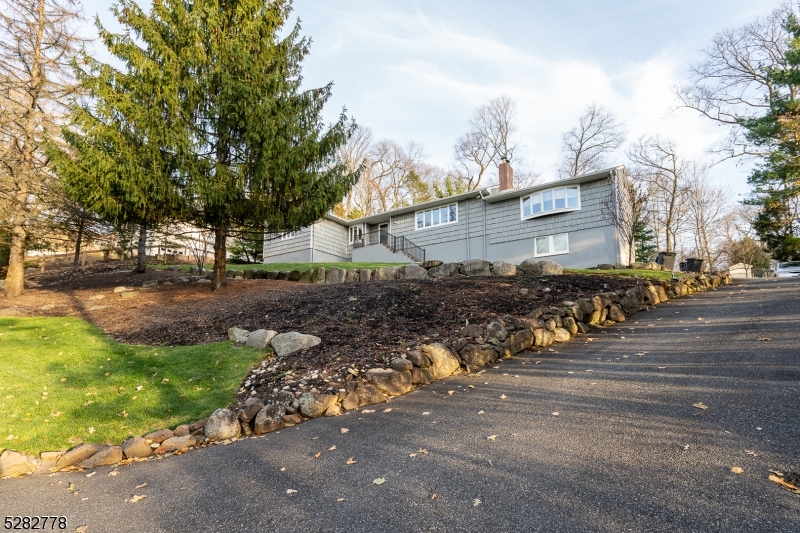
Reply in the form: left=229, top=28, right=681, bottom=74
left=499, top=159, right=514, bottom=191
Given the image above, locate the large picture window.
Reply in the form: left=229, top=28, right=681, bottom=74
left=521, top=185, right=580, bottom=219
left=416, top=203, right=458, bottom=230
left=534, top=233, right=569, bottom=257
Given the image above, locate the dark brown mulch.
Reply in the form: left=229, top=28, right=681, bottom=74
left=4, top=267, right=636, bottom=404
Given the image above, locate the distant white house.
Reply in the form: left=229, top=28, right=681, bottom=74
left=729, top=263, right=753, bottom=278
left=262, top=164, right=633, bottom=268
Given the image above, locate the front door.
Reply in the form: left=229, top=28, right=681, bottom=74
left=379, top=223, right=389, bottom=246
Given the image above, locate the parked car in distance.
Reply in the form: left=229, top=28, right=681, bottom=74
left=775, top=261, right=800, bottom=277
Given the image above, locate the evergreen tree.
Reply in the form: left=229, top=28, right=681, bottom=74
left=49, top=2, right=186, bottom=274
left=633, top=219, right=657, bottom=262
left=157, top=0, right=358, bottom=289
left=741, top=15, right=800, bottom=260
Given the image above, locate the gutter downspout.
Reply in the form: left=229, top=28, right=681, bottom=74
left=310, top=223, right=315, bottom=264
left=611, top=169, right=622, bottom=266
left=479, top=189, right=489, bottom=260
left=465, top=200, right=470, bottom=260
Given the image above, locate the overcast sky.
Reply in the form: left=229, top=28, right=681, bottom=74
left=80, top=0, right=778, bottom=194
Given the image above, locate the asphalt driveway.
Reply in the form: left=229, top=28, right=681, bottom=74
left=2, top=277, right=799, bottom=532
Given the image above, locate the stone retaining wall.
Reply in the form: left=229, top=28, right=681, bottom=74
left=0, top=269, right=732, bottom=479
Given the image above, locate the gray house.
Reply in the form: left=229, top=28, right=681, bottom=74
left=263, top=164, right=631, bottom=268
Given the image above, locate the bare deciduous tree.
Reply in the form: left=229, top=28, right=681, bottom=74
left=0, top=0, right=84, bottom=297
left=453, top=95, right=519, bottom=190
left=337, top=125, right=373, bottom=217
left=676, top=2, right=797, bottom=160
left=558, top=103, right=626, bottom=179
left=685, top=165, right=731, bottom=270
left=627, top=137, right=690, bottom=253
left=604, top=171, right=649, bottom=266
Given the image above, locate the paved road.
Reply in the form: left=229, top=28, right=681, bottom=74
left=2, top=277, right=799, bottom=533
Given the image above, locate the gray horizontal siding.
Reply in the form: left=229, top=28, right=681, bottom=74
left=263, top=227, right=312, bottom=259
left=312, top=219, right=351, bottom=260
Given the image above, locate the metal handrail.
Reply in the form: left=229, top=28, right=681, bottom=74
left=352, top=230, right=425, bottom=262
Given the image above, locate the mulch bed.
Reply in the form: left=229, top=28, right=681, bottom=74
left=3, top=264, right=636, bottom=405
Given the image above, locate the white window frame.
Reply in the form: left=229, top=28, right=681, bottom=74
left=520, top=185, right=581, bottom=220
left=280, top=230, right=301, bottom=241
left=348, top=223, right=365, bottom=244
left=415, top=203, right=458, bottom=231
left=533, top=233, right=570, bottom=257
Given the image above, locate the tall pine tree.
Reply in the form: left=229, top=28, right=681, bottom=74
left=742, top=15, right=800, bottom=261
left=50, top=2, right=184, bottom=273
left=159, top=0, right=358, bottom=289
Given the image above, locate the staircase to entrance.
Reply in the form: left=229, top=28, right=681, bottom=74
left=352, top=230, right=426, bottom=263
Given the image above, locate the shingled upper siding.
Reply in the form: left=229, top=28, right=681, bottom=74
left=388, top=178, right=613, bottom=247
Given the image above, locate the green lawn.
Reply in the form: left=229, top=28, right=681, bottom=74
left=0, top=317, right=265, bottom=455
left=153, top=262, right=405, bottom=272
left=565, top=268, right=683, bottom=280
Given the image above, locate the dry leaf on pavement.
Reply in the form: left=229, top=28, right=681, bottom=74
left=498, top=394, right=507, bottom=400
left=473, top=498, right=482, bottom=507
left=135, top=483, right=147, bottom=489
left=128, top=495, right=146, bottom=503
left=314, top=452, right=321, bottom=459
left=329, top=446, right=336, bottom=451
left=487, top=435, right=497, bottom=441
left=340, top=428, right=349, bottom=434
left=346, top=458, right=357, bottom=465
left=336, top=497, right=345, bottom=502
left=286, top=489, right=298, bottom=494
left=730, top=467, right=744, bottom=474
left=693, top=402, right=708, bottom=410
left=373, top=478, right=386, bottom=485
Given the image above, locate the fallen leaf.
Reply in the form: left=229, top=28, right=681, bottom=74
left=487, top=435, right=497, bottom=441
left=745, top=450, right=758, bottom=456
left=422, top=411, right=431, bottom=416
left=498, top=394, right=507, bottom=400
left=336, top=497, right=345, bottom=502
left=108, top=471, right=118, bottom=477
left=286, top=489, right=298, bottom=494
left=75, top=526, right=89, bottom=533
left=448, top=390, right=455, bottom=396
left=473, top=498, right=482, bottom=507
left=409, top=453, right=417, bottom=457
left=757, top=338, right=771, bottom=342
left=373, top=477, right=386, bottom=485
left=66, top=483, right=75, bottom=491
left=383, top=408, right=392, bottom=413
left=552, top=412, right=560, bottom=416
left=135, top=483, right=147, bottom=489
left=418, top=448, right=429, bottom=454
left=279, top=467, right=286, bottom=472
left=128, top=494, right=146, bottom=503
left=730, top=467, right=744, bottom=474
left=340, top=428, right=349, bottom=434
left=535, top=361, right=541, bottom=364
left=346, top=457, right=357, bottom=465
left=85, top=472, right=96, bottom=478
left=314, top=452, right=321, bottom=459
left=431, top=493, right=438, bottom=500
left=329, top=445, right=337, bottom=451
left=692, top=402, right=708, bottom=410
left=477, top=410, right=485, bottom=414
left=362, top=409, right=375, bottom=414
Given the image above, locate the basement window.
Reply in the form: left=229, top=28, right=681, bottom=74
left=534, top=233, right=569, bottom=257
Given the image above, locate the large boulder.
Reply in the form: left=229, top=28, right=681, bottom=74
left=144, top=429, right=173, bottom=443
left=389, top=357, right=414, bottom=372
left=492, top=261, right=517, bottom=277
left=460, top=259, right=492, bottom=277
left=245, top=329, right=277, bottom=349
left=428, top=262, right=461, bottom=278
left=228, top=327, right=250, bottom=344
left=502, top=329, right=535, bottom=356
left=398, top=264, right=429, bottom=280
left=271, top=391, right=299, bottom=414
left=459, top=344, right=498, bottom=368
left=411, top=367, right=434, bottom=385
left=238, top=398, right=264, bottom=423
left=155, top=436, right=196, bottom=454
left=533, top=328, right=555, bottom=347
left=122, top=437, right=152, bottom=459
left=519, top=259, right=563, bottom=276
left=326, top=267, right=347, bottom=284
left=366, top=368, right=413, bottom=396
left=0, top=450, right=39, bottom=477
left=552, top=328, right=571, bottom=343
left=56, top=443, right=105, bottom=469
left=356, top=383, right=388, bottom=407
left=298, top=392, right=338, bottom=418
left=253, top=404, right=286, bottom=434
left=288, top=270, right=302, bottom=281
left=311, top=267, right=326, bottom=284
left=607, top=304, right=626, bottom=322
left=270, top=332, right=321, bottom=356
left=204, top=408, right=242, bottom=440
left=359, top=269, right=373, bottom=282
left=420, top=343, right=461, bottom=380
left=421, top=260, right=443, bottom=269
left=461, top=323, right=484, bottom=338
left=407, top=350, right=432, bottom=368
left=373, top=266, right=399, bottom=280
left=486, top=321, right=508, bottom=341
left=298, top=269, right=314, bottom=283
left=345, top=269, right=359, bottom=283
left=79, top=446, right=123, bottom=468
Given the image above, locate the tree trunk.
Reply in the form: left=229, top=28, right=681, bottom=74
left=4, top=224, right=27, bottom=298
left=211, top=227, right=228, bottom=291
left=134, top=223, right=148, bottom=273
left=72, top=215, right=85, bottom=272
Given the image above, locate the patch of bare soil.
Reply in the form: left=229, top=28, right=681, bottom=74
left=2, top=265, right=635, bottom=405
